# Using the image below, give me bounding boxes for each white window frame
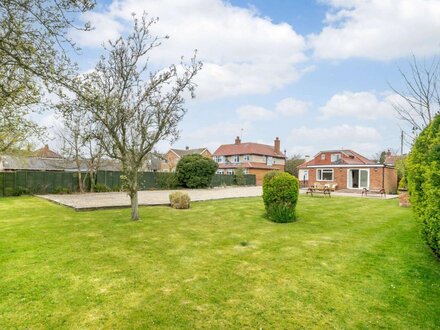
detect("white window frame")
[266,156,273,166]
[243,155,251,161]
[243,169,249,174]
[214,156,224,163]
[317,168,333,181]
[217,170,224,175]
[331,153,341,162]
[321,154,326,160]
[347,169,370,189]
[233,155,240,163]
[226,169,234,175]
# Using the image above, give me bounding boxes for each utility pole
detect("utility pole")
[400,130,404,155]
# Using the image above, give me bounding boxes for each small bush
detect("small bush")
[234,168,246,186]
[263,171,299,223]
[94,184,111,192]
[54,186,71,194]
[156,173,179,189]
[13,187,30,196]
[176,154,218,188]
[398,176,407,190]
[169,191,191,209]
[406,114,440,257]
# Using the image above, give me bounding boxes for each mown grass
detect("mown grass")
[0,196,439,329]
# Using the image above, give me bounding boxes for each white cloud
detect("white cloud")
[71,0,307,100]
[290,124,381,142]
[180,120,252,152]
[319,91,395,120]
[276,97,310,116]
[288,124,382,157]
[309,0,440,60]
[236,105,275,121]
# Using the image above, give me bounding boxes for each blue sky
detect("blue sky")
[42,0,440,158]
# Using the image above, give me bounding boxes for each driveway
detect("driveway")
[38,186,264,211]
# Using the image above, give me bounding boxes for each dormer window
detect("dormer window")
[233,155,240,163]
[243,155,250,161]
[331,153,341,162]
[266,156,273,166]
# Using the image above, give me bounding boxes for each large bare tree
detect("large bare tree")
[390,56,440,142]
[71,14,202,220]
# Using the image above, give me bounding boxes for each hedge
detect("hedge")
[406,115,440,257]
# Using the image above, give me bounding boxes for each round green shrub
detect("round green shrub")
[169,191,191,209]
[175,154,218,188]
[406,115,440,257]
[262,171,299,223]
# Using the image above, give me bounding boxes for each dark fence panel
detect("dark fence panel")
[0,170,256,196]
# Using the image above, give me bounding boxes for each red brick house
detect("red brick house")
[213,137,286,185]
[160,147,212,172]
[298,150,397,193]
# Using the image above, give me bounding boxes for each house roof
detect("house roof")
[0,155,72,171]
[170,148,209,158]
[218,162,282,170]
[32,145,63,159]
[213,142,285,158]
[298,149,376,169]
[384,154,406,166]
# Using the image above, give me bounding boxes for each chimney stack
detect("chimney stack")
[235,136,241,144]
[274,137,281,153]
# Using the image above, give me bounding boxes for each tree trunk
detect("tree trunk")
[130,190,139,220]
[78,170,84,193]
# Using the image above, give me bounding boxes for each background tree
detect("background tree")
[285,154,304,178]
[0,0,94,153]
[69,14,201,220]
[176,154,217,189]
[390,56,440,143]
[234,168,246,186]
[57,101,103,193]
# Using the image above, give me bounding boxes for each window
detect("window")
[317,169,333,181]
[243,169,249,174]
[266,156,273,166]
[331,153,341,162]
[243,155,251,161]
[226,170,234,175]
[321,154,326,160]
[217,170,224,175]
[214,156,224,163]
[233,155,240,163]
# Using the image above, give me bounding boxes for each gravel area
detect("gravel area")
[38,186,397,211]
[38,186,264,211]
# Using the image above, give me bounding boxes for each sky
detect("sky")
[40,0,440,158]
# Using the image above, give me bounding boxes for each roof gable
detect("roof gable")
[170,148,208,158]
[298,149,376,168]
[213,142,285,158]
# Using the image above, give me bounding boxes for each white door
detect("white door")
[348,169,369,189]
[359,169,369,189]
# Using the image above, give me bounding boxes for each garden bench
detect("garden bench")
[306,186,331,197]
[362,188,386,197]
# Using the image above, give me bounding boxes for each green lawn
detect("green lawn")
[0,196,439,329]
